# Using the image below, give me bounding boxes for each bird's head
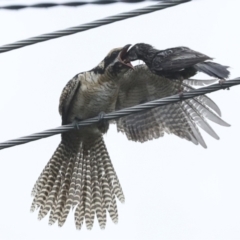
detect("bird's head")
[125,43,153,62]
[92,44,133,75]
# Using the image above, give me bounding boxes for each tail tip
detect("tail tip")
[100,225,106,230]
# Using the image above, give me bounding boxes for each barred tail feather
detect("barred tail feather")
[31,133,124,230]
[74,153,86,230]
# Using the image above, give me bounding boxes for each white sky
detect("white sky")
[0,0,240,239]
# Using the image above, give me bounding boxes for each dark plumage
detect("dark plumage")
[125,43,230,79]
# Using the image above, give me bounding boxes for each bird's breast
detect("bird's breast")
[70,75,119,121]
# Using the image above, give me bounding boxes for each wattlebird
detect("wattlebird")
[31,43,230,230]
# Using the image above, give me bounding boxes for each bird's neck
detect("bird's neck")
[95,70,121,88]
[139,49,155,67]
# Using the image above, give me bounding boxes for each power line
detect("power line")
[0,0,190,54]
[1,0,170,10]
[0,78,239,151]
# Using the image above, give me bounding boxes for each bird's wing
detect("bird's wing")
[116,64,230,148]
[151,47,211,72]
[59,74,81,124]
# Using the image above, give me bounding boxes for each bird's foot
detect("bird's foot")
[219,79,229,90]
[178,87,184,100]
[98,111,105,121]
[73,117,81,130]
[97,112,109,133]
[179,91,184,99]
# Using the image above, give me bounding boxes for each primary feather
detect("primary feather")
[116,64,230,147]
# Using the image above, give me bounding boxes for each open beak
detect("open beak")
[118,44,134,69]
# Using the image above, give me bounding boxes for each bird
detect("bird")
[124,43,230,80]
[30,44,133,230]
[30,43,230,230]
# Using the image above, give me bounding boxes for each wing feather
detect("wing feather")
[182,82,222,116]
[146,46,211,72]
[116,64,229,147]
[184,100,219,140]
[183,78,218,86]
[59,74,81,124]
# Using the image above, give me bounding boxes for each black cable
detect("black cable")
[0,0,191,54]
[0,78,239,151]
[1,0,163,10]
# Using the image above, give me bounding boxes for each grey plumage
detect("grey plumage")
[31,45,131,230]
[116,64,230,148]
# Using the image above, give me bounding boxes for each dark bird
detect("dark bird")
[125,43,230,80]
[31,43,230,230]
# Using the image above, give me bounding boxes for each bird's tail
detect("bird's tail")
[194,61,230,79]
[31,132,124,230]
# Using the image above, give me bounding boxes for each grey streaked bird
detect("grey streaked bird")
[31,44,133,230]
[31,43,230,230]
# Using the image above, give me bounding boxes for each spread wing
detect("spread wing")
[116,64,230,148]
[59,74,81,124]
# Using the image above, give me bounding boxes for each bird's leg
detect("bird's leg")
[176,78,184,99]
[219,79,229,90]
[178,86,184,99]
[219,79,226,85]
[179,92,184,99]
[97,111,109,133]
[73,117,81,130]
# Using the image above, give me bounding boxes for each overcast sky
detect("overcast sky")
[0,0,240,239]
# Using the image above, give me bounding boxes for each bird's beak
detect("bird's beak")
[118,44,134,69]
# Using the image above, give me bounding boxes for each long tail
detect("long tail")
[30,132,124,230]
[194,61,230,79]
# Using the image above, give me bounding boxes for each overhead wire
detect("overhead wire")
[0,78,239,150]
[0,0,190,54]
[1,0,175,10]
[0,0,237,152]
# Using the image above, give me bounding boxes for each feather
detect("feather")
[180,104,207,148]
[182,83,222,116]
[184,100,219,140]
[194,62,230,79]
[183,78,218,86]
[193,99,230,126]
